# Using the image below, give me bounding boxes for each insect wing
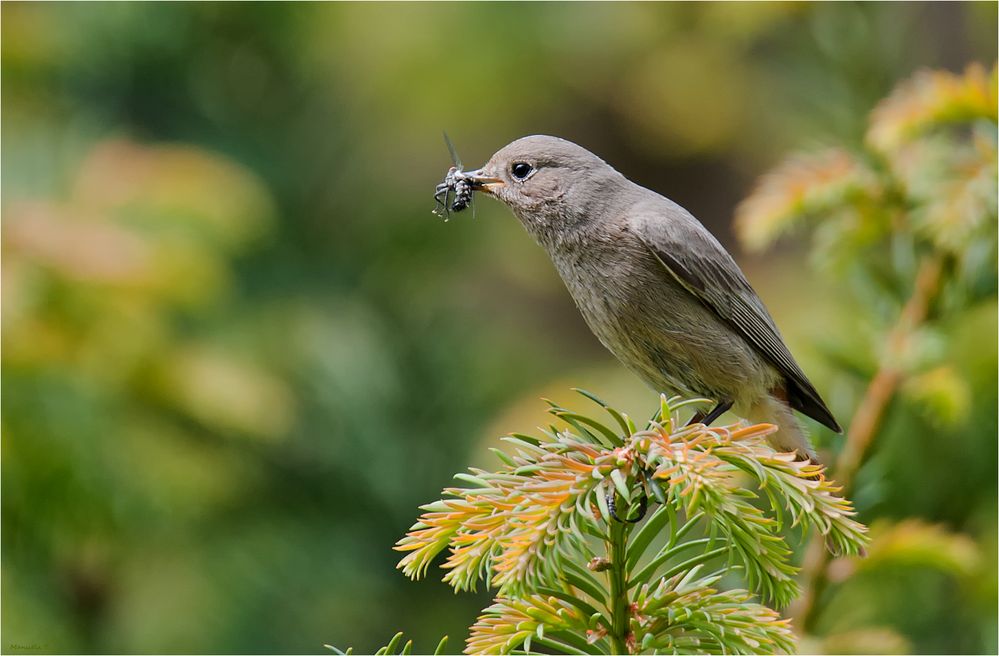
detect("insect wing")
[443,131,463,171]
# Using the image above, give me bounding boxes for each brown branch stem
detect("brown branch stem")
[791,254,945,632]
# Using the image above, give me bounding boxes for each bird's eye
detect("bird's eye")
[511,162,533,180]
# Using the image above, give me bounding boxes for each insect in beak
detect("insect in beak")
[433,133,502,221]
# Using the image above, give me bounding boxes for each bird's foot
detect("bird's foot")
[605,489,648,523]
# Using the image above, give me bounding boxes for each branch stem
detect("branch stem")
[792,254,944,630]
[607,519,632,654]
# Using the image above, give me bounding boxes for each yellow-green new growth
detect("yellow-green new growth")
[395,391,868,655]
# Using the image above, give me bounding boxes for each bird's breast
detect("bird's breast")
[552,237,686,364]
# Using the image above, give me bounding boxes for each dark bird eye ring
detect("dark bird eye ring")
[511,162,533,180]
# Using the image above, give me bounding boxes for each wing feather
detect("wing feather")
[632,205,841,433]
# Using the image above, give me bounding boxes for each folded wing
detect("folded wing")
[631,204,842,433]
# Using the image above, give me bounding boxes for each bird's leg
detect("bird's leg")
[686,409,707,425]
[701,399,733,425]
[685,399,734,427]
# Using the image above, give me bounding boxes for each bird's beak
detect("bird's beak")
[462,169,503,193]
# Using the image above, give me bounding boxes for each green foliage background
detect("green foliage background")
[2,3,996,654]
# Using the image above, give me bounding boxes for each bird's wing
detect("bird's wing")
[631,203,842,433]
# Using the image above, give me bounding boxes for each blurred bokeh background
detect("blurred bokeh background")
[2,3,996,654]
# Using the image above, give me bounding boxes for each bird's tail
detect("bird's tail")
[747,394,819,465]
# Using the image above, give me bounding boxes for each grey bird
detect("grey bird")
[455,135,841,461]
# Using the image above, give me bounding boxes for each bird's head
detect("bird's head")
[461,135,629,243]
